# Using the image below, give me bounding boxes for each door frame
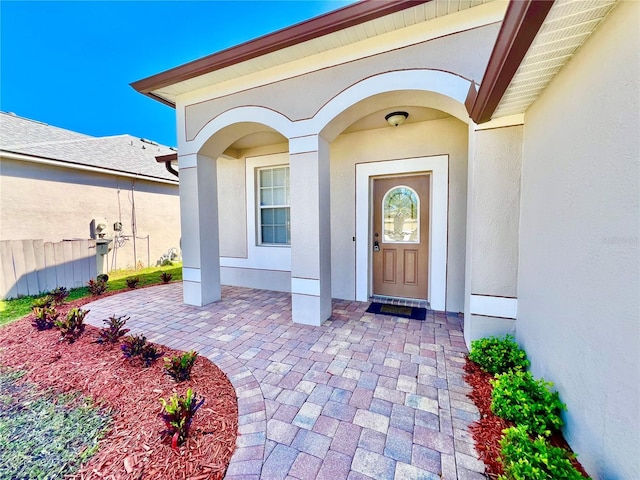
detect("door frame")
[355,155,448,310]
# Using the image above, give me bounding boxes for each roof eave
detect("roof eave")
[468,0,554,124]
[130,0,430,100]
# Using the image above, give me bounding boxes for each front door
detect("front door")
[372,174,429,299]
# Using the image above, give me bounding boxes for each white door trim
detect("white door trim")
[355,156,448,310]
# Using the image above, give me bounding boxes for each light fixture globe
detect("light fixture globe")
[385,111,409,127]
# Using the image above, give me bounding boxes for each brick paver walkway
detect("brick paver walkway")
[84,283,486,480]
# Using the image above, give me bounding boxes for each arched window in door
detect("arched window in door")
[382,186,420,243]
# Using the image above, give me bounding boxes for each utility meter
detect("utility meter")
[113,222,123,231]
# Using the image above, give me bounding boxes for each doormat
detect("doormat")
[366,302,427,321]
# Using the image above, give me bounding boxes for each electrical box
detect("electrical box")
[96,239,112,255]
[113,222,123,231]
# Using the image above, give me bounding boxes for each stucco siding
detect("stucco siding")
[470,126,522,297]
[0,158,181,271]
[185,24,500,141]
[330,116,468,308]
[217,155,247,258]
[517,2,640,478]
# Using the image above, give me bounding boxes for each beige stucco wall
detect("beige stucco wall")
[469,126,522,296]
[184,23,500,140]
[0,158,181,272]
[330,117,468,309]
[217,155,247,258]
[216,116,468,309]
[517,2,639,478]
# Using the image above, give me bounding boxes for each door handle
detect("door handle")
[373,240,380,252]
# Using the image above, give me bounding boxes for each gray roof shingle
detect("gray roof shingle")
[0,112,178,182]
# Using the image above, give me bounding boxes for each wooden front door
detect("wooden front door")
[372,175,429,299]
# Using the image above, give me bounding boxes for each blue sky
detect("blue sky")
[1,1,353,147]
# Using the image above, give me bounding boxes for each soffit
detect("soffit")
[492,0,617,118]
[148,0,494,105]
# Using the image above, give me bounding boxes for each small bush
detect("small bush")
[140,344,163,367]
[96,315,130,345]
[50,287,69,305]
[87,279,108,296]
[31,306,59,331]
[121,334,147,360]
[55,308,88,343]
[160,259,173,267]
[97,274,109,282]
[164,351,198,382]
[159,388,204,449]
[126,277,140,289]
[469,334,529,375]
[32,295,54,309]
[498,425,587,480]
[160,272,172,283]
[491,370,565,437]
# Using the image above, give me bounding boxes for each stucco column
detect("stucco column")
[289,134,332,326]
[179,153,221,306]
[464,122,523,346]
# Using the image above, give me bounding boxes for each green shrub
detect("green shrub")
[121,334,147,360]
[469,334,529,374]
[164,351,198,382]
[55,308,88,343]
[159,388,204,449]
[87,278,108,296]
[50,287,69,305]
[160,272,173,283]
[96,315,130,345]
[126,277,140,289]
[498,426,587,480]
[491,370,565,436]
[31,306,59,331]
[140,344,163,367]
[32,295,54,309]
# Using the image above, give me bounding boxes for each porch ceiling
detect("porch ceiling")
[133,0,496,106]
[477,0,618,122]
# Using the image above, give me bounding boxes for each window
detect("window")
[258,166,290,245]
[382,186,419,243]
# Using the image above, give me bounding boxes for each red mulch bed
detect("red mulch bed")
[0,294,238,480]
[464,359,590,479]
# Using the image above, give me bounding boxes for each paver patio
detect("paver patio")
[84,283,486,480]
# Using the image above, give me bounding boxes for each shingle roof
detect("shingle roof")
[0,112,178,182]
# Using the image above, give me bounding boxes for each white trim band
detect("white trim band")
[470,295,518,319]
[291,277,321,296]
[182,267,202,283]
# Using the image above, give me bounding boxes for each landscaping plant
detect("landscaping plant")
[87,278,108,296]
[96,315,130,345]
[31,295,54,309]
[121,334,148,361]
[491,370,565,437]
[164,351,198,382]
[469,334,529,374]
[160,272,172,283]
[50,286,69,305]
[140,344,163,367]
[126,277,140,289]
[55,308,88,343]
[31,306,59,331]
[498,425,587,480]
[159,388,204,450]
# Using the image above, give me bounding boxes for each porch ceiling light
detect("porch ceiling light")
[385,111,409,127]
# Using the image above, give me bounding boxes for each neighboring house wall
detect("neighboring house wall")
[0,157,181,272]
[517,2,640,478]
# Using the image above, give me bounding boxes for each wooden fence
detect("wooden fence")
[0,239,97,299]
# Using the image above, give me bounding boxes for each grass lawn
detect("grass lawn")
[0,263,182,327]
[0,368,111,480]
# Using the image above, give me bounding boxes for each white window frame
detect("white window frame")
[257,165,291,246]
